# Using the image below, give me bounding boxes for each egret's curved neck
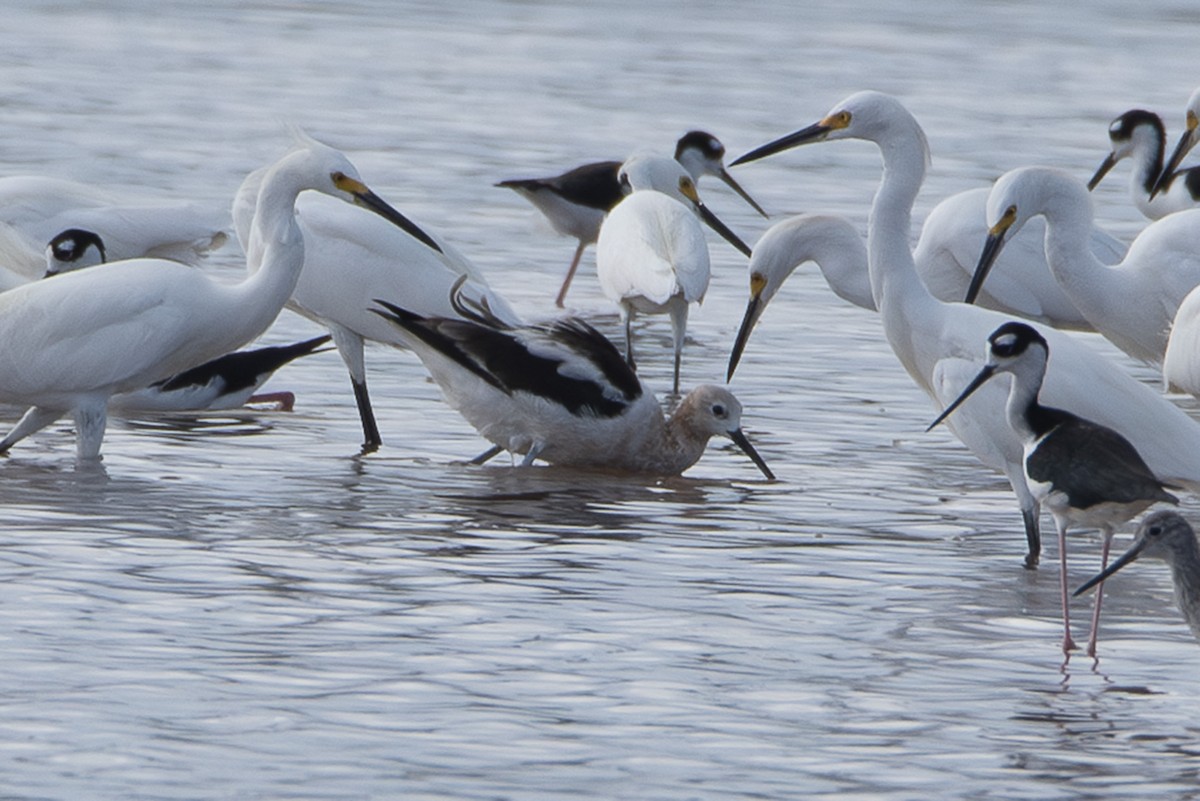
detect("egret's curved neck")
[1034,173,1146,337]
[234,152,312,335]
[862,114,940,386]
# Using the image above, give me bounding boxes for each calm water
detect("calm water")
[3,2,1200,799]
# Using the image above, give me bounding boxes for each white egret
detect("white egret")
[0,174,227,278]
[232,160,519,454]
[43,226,334,413]
[913,186,1121,328]
[930,321,1178,656]
[497,131,767,308]
[0,135,423,461]
[1075,510,1200,643]
[1088,109,1200,219]
[597,153,751,395]
[732,90,1200,569]
[369,291,773,478]
[970,166,1200,365]
[727,213,875,381]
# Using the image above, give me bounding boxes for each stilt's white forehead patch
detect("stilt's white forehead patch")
[992,332,1018,352]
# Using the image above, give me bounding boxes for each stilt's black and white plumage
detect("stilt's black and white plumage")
[369,288,774,479]
[1151,86,1200,200]
[928,321,1179,656]
[497,131,766,309]
[1075,510,1200,643]
[1088,109,1200,220]
[110,334,333,413]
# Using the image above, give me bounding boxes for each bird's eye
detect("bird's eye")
[618,172,632,192]
[1147,525,1163,538]
[712,403,727,418]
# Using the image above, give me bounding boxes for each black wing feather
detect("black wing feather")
[1026,413,1179,509]
[153,334,332,393]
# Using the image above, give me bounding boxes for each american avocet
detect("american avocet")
[369,288,774,479]
[929,321,1178,656]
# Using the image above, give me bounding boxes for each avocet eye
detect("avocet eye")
[712,403,727,418]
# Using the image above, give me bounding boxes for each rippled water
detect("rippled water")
[3,2,1200,799]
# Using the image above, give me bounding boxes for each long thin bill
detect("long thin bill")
[964,231,1007,305]
[729,427,775,480]
[926,364,996,432]
[1087,153,1118,191]
[727,293,763,382]
[1073,538,1147,597]
[716,166,769,218]
[731,122,830,167]
[355,187,444,254]
[1150,128,1196,199]
[697,202,753,257]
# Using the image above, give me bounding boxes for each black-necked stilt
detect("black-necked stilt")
[929,321,1179,655]
[966,165,1200,366]
[597,153,751,396]
[369,284,774,479]
[232,141,520,455]
[110,334,334,413]
[0,134,421,463]
[1089,109,1200,220]
[497,131,766,309]
[1074,510,1200,643]
[1151,86,1200,200]
[731,90,1200,576]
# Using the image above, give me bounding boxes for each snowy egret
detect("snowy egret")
[969,166,1200,365]
[929,321,1178,655]
[43,226,334,413]
[597,154,750,395]
[233,159,519,454]
[0,174,227,279]
[1088,109,1200,219]
[732,90,1200,569]
[0,134,423,462]
[726,213,874,381]
[369,292,774,478]
[1074,510,1200,643]
[497,131,767,308]
[1151,86,1200,199]
[912,186,1119,329]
